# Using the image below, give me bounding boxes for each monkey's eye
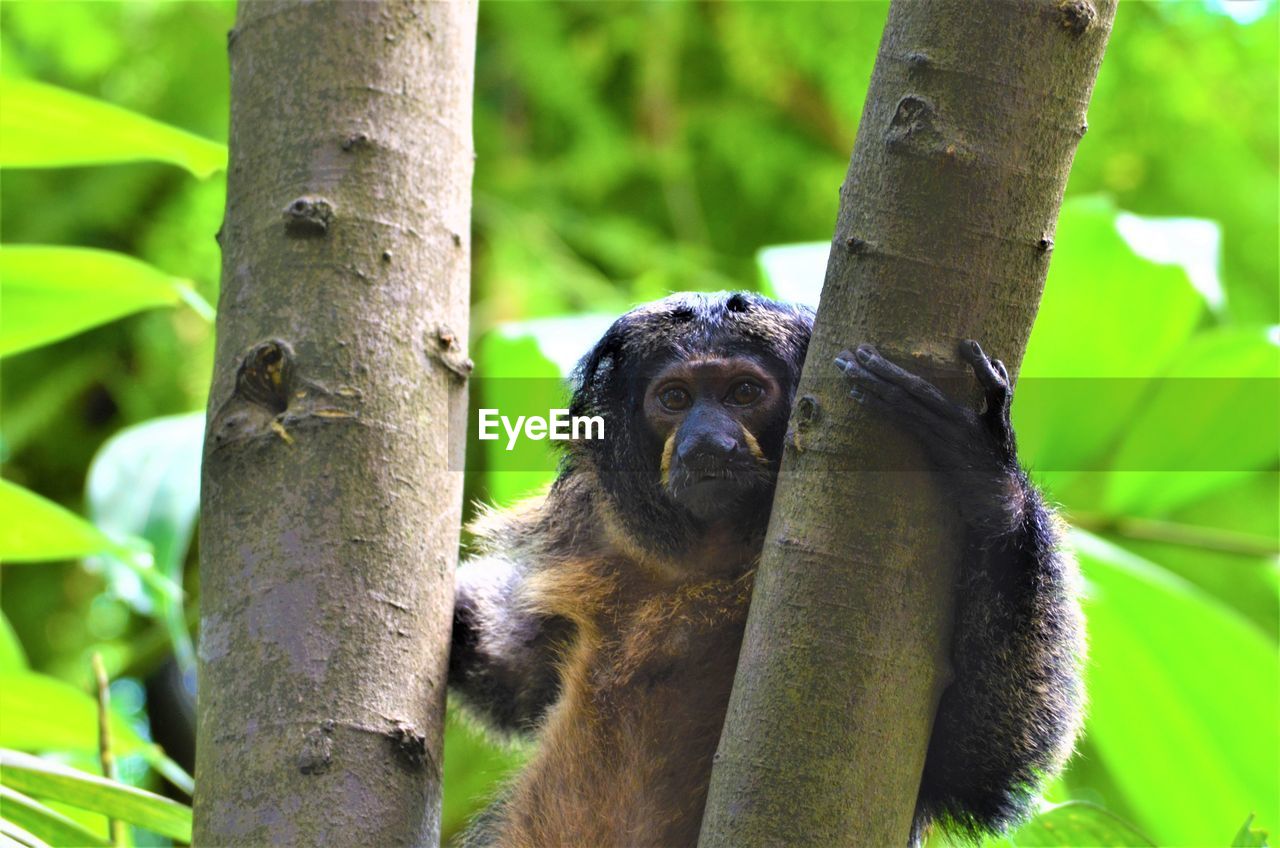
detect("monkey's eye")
[659,386,691,411]
[726,381,763,406]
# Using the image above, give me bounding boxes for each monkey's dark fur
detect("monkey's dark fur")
[449,291,1084,847]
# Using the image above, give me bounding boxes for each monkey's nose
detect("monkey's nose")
[677,432,739,467]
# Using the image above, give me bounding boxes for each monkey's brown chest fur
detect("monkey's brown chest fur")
[498,566,753,848]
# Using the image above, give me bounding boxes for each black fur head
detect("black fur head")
[562,291,813,562]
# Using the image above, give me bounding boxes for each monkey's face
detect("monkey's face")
[568,291,812,554]
[642,354,788,523]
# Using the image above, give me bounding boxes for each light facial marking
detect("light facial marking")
[660,431,677,486]
[740,423,766,463]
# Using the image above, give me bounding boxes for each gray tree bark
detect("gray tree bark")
[699,1,1115,845]
[195,2,476,845]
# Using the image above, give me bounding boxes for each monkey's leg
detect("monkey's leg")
[835,343,1085,838]
[450,556,573,737]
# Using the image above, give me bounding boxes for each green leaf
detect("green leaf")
[0,479,115,563]
[0,673,192,796]
[1025,201,1204,378]
[86,413,204,583]
[0,785,108,848]
[1099,326,1280,517]
[0,814,52,848]
[0,77,226,176]
[0,612,27,672]
[1007,801,1157,846]
[0,672,145,755]
[0,751,192,843]
[1233,813,1271,847]
[0,245,212,357]
[0,478,180,594]
[86,413,203,667]
[1074,530,1279,846]
[0,479,183,602]
[1014,197,1207,485]
[139,749,194,798]
[1114,212,1225,313]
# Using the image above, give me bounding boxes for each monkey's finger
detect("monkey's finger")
[841,358,904,401]
[842,356,944,419]
[961,341,1012,415]
[988,360,1015,416]
[853,344,965,422]
[843,365,920,421]
[836,352,899,400]
[840,358,968,444]
[961,341,1005,390]
[959,339,988,368]
[845,367,973,465]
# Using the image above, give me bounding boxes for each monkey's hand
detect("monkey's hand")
[834,340,1024,537]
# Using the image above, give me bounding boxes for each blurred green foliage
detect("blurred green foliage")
[0,1,1276,846]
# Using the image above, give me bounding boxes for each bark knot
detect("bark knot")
[298,721,335,775]
[795,394,821,428]
[431,325,473,381]
[233,339,293,414]
[210,339,362,449]
[787,394,821,454]
[283,196,335,238]
[1057,0,1097,36]
[886,95,942,153]
[341,132,372,152]
[905,51,931,70]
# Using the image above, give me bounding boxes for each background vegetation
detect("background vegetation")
[0,2,1275,846]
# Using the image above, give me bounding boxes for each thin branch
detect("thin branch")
[92,653,125,848]
[1070,511,1279,559]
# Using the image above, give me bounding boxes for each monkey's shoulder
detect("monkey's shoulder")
[467,473,605,560]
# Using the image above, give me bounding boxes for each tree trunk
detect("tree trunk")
[195,2,476,845]
[700,1,1115,845]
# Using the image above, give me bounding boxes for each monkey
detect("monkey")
[448,290,1084,847]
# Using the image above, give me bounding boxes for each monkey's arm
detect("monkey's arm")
[914,477,1082,836]
[836,342,1085,838]
[449,555,573,737]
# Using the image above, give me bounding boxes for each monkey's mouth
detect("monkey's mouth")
[670,465,742,489]
[666,461,774,521]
